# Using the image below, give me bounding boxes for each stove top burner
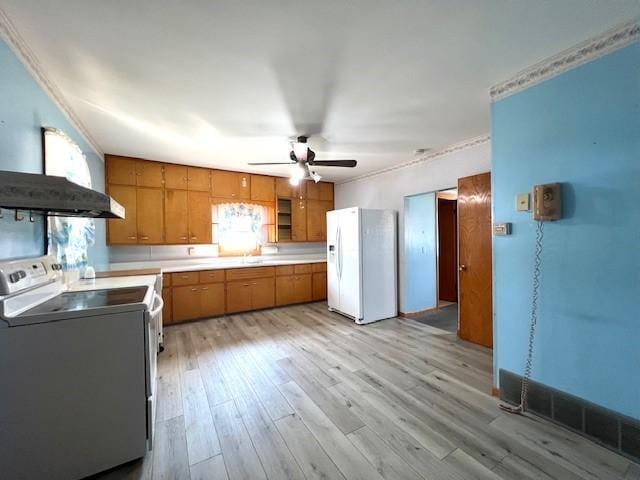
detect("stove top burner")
[19,287,148,316]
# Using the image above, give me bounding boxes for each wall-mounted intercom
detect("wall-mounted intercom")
[533,183,561,221]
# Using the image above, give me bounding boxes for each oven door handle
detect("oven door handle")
[149,291,164,318]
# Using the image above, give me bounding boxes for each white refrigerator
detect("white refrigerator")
[327,207,397,324]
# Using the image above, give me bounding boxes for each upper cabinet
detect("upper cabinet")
[135,161,163,187]
[306,182,334,201]
[187,167,210,191]
[250,175,275,202]
[105,155,333,245]
[106,156,136,185]
[211,170,250,200]
[164,164,188,190]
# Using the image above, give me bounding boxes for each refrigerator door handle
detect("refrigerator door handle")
[338,224,343,280]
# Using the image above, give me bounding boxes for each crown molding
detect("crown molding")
[490,18,640,102]
[338,134,490,185]
[0,7,103,158]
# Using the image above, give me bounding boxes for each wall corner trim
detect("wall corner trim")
[338,134,490,186]
[0,7,103,159]
[490,18,640,102]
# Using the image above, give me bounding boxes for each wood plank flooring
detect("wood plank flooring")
[93,302,637,480]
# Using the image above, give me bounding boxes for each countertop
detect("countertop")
[69,275,159,292]
[99,254,327,275]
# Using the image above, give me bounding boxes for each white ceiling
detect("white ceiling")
[2,1,639,180]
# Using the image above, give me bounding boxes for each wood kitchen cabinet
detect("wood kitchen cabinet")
[251,277,275,310]
[136,187,164,243]
[135,161,164,187]
[162,287,173,324]
[291,199,307,242]
[226,281,253,313]
[306,181,333,201]
[251,175,275,202]
[172,285,201,322]
[106,156,137,185]
[164,189,189,244]
[306,199,332,242]
[211,170,250,200]
[164,163,188,190]
[276,266,312,305]
[187,167,210,191]
[188,191,212,244]
[107,184,138,244]
[312,272,327,300]
[200,283,225,317]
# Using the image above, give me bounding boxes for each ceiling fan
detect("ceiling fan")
[248,136,357,185]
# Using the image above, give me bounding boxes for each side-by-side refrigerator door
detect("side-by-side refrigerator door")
[327,209,340,311]
[338,207,362,320]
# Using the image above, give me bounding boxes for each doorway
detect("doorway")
[437,190,458,305]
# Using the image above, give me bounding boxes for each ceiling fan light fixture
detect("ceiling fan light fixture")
[289,176,301,186]
[311,171,322,183]
[292,140,308,162]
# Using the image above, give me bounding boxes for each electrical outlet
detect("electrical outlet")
[516,193,530,211]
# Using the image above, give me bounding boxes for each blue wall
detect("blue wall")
[492,43,640,419]
[0,39,107,265]
[403,192,437,312]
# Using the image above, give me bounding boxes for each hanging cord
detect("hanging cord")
[500,220,545,414]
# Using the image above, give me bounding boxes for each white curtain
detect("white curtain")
[44,128,95,269]
[214,202,267,253]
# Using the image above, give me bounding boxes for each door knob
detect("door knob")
[459,264,467,272]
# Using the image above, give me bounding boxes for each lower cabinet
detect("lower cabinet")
[312,272,327,301]
[164,262,326,324]
[227,277,275,313]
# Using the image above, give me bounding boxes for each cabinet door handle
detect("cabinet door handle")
[243,283,250,287]
[181,275,189,279]
[127,236,137,240]
[140,236,149,240]
[202,287,208,291]
[190,288,197,291]
[252,282,257,286]
[180,236,188,240]
[191,236,197,240]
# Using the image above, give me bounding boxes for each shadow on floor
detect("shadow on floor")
[412,303,458,332]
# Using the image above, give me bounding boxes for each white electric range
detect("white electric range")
[0,255,163,480]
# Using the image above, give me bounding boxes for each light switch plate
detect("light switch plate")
[493,223,512,236]
[516,193,530,211]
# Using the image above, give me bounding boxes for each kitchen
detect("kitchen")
[1,2,639,480]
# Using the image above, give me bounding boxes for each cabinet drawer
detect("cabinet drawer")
[312,262,327,272]
[294,264,312,274]
[199,270,225,283]
[275,265,294,276]
[226,266,275,281]
[171,271,199,286]
[162,273,171,286]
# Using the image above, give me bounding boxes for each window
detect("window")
[43,127,95,270]
[213,202,273,255]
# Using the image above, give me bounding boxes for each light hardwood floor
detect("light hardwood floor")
[93,302,637,480]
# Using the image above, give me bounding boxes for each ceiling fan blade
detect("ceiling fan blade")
[247,162,296,165]
[309,160,357,168]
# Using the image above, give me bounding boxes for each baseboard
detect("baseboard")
[499,369,640,463]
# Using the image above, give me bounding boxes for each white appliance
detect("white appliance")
[0,255,162,480]
[327,207,397,324]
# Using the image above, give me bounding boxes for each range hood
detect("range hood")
[0,170,125,219]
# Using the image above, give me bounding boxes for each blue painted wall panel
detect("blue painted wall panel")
[403,192,437,312]
[492,42,640,419]
[0,39,107,265]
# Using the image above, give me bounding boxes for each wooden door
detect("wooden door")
[200,283,225,317]
[291,199,307,242]
[164,189,189,244]
[458,172,493,348]
[438,198,458,302]
[164,164,188,190]
[251,277,275,310]
[293,274,312,303]
[211,170,239,199]
[276,275,295,306]
[172,285,201,322]
[136,187,164,244]
[226,281,253,313]
[251,175,275,202]
[312,272,327,301]
[187,167,210,191]
[188,191,212,244]
[107,184,137,244]
[106,156,136,185]
[162,287,173,324]
[135,160,163,187]
[306,200,331,241]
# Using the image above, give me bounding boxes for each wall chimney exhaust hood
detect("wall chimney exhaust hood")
[0,170,124,219]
